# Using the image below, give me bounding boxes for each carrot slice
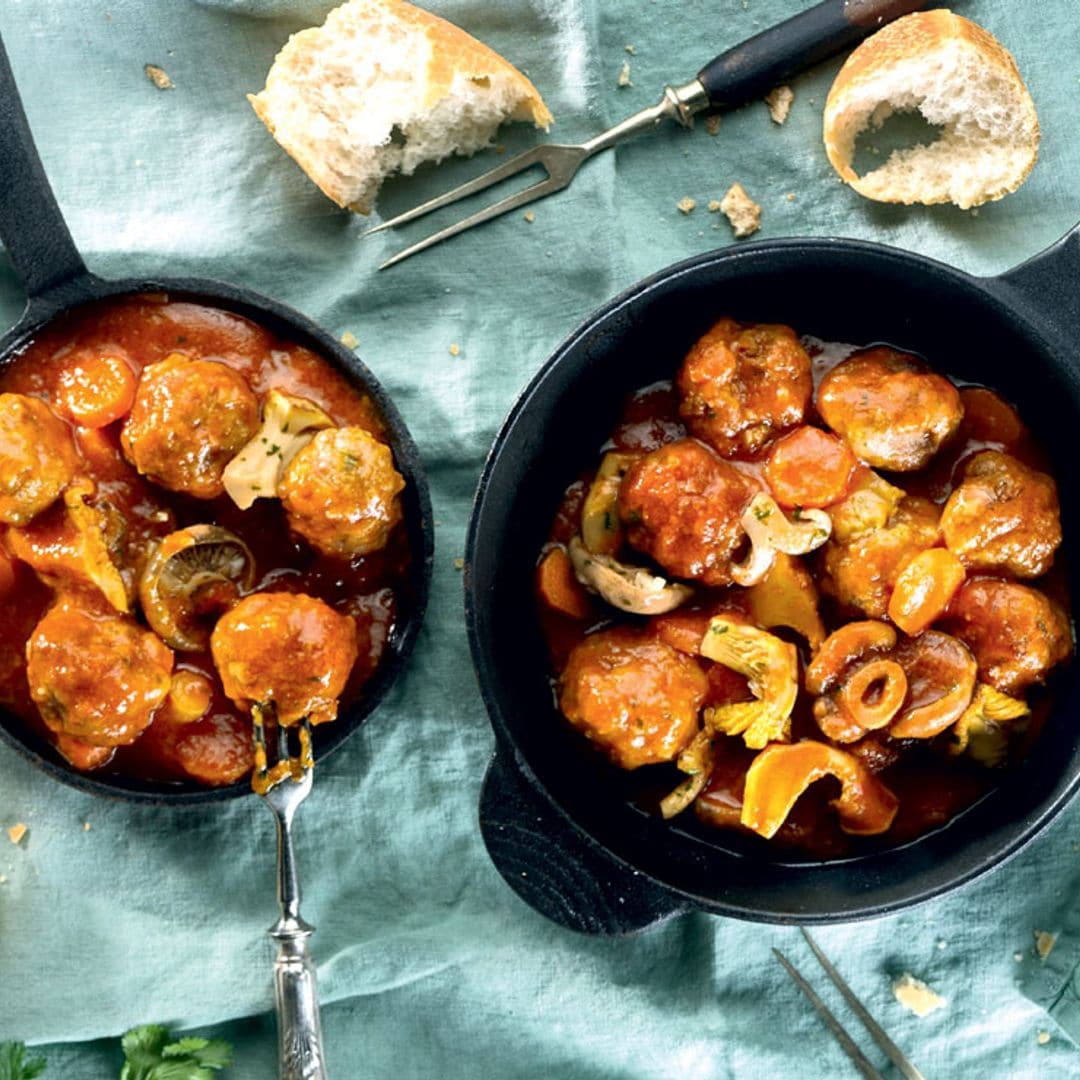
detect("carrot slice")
[763,426,858,509]
[55,351,137,428]
[888,548,966,636]
[959,387,1025,447]
[536,546,592,619]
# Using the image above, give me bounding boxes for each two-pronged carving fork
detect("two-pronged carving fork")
[368,0,929,269]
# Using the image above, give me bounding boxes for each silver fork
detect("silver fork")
[773,929,926,1080]
[366,0,930,269]
[253,705,328,1080]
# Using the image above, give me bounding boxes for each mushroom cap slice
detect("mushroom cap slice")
[568,535,692,615]
[139,525,256,651]
[222,389,335,510]
[731,493,831,587]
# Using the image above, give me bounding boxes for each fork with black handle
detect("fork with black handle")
[370,0,931,267]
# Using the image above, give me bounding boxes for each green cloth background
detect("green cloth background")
[1,1,1079,1076]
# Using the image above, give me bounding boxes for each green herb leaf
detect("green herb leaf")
[120,1025,233,1079]
[0,1041,47,1080]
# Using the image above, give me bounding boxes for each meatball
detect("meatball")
[941,451,1061,579]
[819,497,941,618]
[210,592,358,725]
[279,426,405,557]
[944,579,1072,695]
[619,438,756,587]
[817,347,963,471]
[0,393,78,525]
[121,353,260,499]
[558,627,707,769]
[676,318,812,458]
[26,599,173,746]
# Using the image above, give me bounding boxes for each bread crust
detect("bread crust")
[823,9,1039,207]
[249,0,552,213]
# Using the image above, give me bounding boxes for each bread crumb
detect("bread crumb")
[719,183,761,238]
[83,821,92,832]
[786,192,796,202]
[7,823,27,845]
[449,343,461,357]
[1013,951,1024,962]
[1035,930,1057,959]
[523,211,535,223]
[1037,1031,1051,1046]
[618,61,632,88]
[0,874,6,884]
[496,144,506,155]
[704,115,722,137]
[765,84,794,124]
[936,940,947,950]
[144,64,174,90]
[453,557,465,571]
[707,199,722,212]
[625,44,637,55]
[340,330,359,349]
[676,197,697,215]
[892,973,946,1017]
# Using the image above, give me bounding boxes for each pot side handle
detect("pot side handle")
[0,31,90,302]
[478,749,687,936]
[996,223,1080,345]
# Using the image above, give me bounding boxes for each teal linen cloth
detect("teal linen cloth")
[1,1,1079,1076]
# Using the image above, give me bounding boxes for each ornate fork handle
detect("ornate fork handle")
[273,927,327,1080]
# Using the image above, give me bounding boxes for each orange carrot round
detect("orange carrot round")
[888,548,966,636]
[55,351,137,428]
[536,546,592,619]
[763,425,858,509]
[959,387,1025,447]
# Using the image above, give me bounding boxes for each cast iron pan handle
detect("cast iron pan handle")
[0,31,90,302]
[479,748,686,935]
[697,0,930,109]
[995,224,1080,350]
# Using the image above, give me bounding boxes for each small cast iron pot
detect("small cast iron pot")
[466,221,1080,932]
[0,37,433,804]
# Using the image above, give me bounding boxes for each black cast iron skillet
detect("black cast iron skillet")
[466,222,1080,932]
[0,35,433,804]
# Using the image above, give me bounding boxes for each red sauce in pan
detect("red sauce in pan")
[0,294,411,787]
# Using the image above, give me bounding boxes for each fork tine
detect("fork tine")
[773,948,886,1080]
[800,930,926,1080]
[364,145,551,237]
[378,176,564,270]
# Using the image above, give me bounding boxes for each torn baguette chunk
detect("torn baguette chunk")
[248,0,553,213]
[823,10,1039,209]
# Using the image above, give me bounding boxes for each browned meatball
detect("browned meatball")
[944,579,1072,695]
[619,438,756,586]
[121,353,260,499]
[0,393,78,525]
[279,426,405,557]
[559,627,707,769]
[677,318,812,458]
[941,451,1061,579]
[211,591,358,725]
[817,347,963,471]
[26,598,173,746]
[819,497,941,618]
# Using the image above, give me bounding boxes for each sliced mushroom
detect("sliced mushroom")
[700,616,798,748]
[731,493,831,587]
[139,525,256,651]
[740,741,899,839]
[659,729,716,820]
[949,683,1030,766]
[581,451,639,555]
[568,535,692,615]
[745,552,826,651]
[222,389,335,510]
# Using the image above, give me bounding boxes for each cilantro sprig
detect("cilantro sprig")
[0,1042,46,1080]
[120,1025,232,1080]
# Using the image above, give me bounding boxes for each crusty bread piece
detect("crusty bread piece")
[248,0,552,214]
[823,10,1038,209]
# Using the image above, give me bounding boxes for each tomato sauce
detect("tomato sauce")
[536,331,1071,859]
[0,295,411,787]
